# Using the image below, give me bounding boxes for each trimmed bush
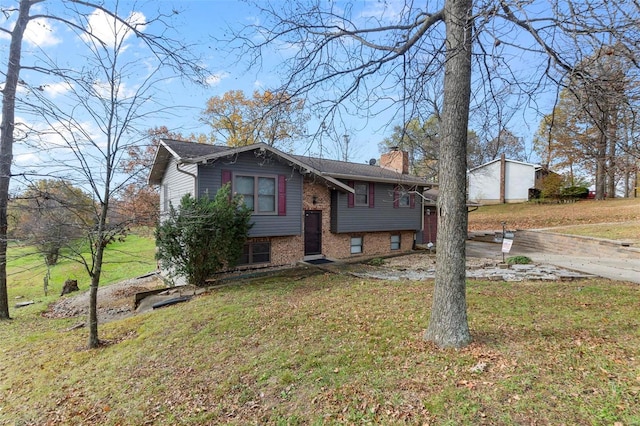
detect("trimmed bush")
[560,186,589,199]
[506,255,532,265]
[155,184,253,286]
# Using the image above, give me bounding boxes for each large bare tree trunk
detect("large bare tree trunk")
[0,0,32,320]
[607,105,617,198]
[595,114,607,200]
[424,0,472,348]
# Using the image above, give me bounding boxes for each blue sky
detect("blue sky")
[2,0,555,180]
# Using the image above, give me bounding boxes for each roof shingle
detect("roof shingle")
[150,139,434,188]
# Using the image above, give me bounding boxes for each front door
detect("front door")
[423,206,438,245]
[304,210,322,255]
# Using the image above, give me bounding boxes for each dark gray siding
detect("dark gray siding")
[197,151,303,237]
[330,181,422,233]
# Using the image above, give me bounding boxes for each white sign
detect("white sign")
[501,238,513,253]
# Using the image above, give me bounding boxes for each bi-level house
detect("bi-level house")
[148,139,435,270]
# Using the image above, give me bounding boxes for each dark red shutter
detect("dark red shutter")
[222,170,232,200]
[410,192,416,209]
[278,175,286,216]
[222,170,231,185]
[347,180,354,208]
[369,183,375,208]
[393,185,399,208]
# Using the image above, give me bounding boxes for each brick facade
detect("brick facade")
[302,180,415,260]
[235,179,418,271]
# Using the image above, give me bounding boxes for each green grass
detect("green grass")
[1,268,639,425]
[6,229,156,318]
[1,214,640,424]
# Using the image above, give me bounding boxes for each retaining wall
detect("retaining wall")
[505,229,640,259]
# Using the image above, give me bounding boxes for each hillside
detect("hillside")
[1,204,639,424]
[2,270,639,424]
[467,198,640,232]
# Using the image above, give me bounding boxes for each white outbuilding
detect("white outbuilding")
[467,155,539,204]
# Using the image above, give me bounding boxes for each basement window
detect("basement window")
[350,236,363,254]
[239,241,271,265]
[390,234,401,250]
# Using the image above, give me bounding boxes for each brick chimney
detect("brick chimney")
[380,147,409,174]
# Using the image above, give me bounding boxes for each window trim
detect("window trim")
[233,173,278,215]
[238,240,272,265]
[350,236,363,254]
[348,181,374,208]
[398,191,410,208]
[353,182,369,206]
[390,234,401,250]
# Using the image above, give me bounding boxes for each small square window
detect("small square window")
[391,234,401,250]
[399,192,410,207]
[251,242,271,263]
[350,236,363,254]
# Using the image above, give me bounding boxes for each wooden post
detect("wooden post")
[500,153,506,204]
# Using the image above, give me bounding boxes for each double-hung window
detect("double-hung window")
[235,175,276,214]
[354,183,369,206]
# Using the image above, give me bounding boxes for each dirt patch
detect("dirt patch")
[44,274,166,324]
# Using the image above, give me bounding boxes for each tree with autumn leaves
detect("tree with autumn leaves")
[202,90,309,149]
[127,89,309,224]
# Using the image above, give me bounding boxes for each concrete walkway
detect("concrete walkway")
[466,240,640,284]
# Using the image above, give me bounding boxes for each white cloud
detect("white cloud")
[24,18,61,47]
[91,79,136,99]
[206,72,229,87]
[358,0,407,22]
[83,9,147,47]
[13,152,41,167]
[42,81,74,98]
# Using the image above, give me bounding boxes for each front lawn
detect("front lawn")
[1,268,638,425]
[6,230,156,319]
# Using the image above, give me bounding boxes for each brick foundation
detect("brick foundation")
[303,180,415,260]
[234,179,418,270]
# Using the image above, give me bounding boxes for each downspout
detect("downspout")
[176,162,198,197]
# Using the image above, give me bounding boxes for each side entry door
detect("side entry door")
[304,210,322,255]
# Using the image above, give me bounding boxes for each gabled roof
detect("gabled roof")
[149,139,435,191]
[148,139,232,185]
[468,157,540,173]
